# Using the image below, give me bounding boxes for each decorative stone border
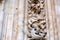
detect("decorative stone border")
[25,0,47,40]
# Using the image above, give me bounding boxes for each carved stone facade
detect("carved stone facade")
[0,0,60,40]
[26,0,47,40]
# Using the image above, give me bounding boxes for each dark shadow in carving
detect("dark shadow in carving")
[0,0,3,3]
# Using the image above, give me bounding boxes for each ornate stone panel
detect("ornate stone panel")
[0,0,60,40]
[25,0,47,40]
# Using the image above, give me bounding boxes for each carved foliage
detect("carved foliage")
[26,0,47,40]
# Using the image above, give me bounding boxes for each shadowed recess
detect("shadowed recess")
[0,0,3,3]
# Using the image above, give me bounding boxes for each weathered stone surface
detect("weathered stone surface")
[0,0,60,40]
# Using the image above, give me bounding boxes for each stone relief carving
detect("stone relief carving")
[26,0,47,40]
